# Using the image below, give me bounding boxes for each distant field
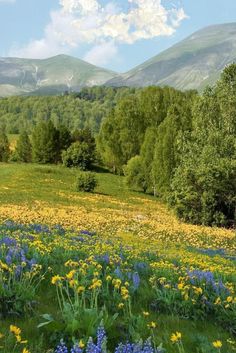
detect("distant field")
[0,163,235,353]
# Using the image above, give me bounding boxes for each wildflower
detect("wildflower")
[51,275,63,285]
[226,296,233,303]
[212,340,222,349]
[147,322,156,329]
[170,332,182,343]
[77,286,85,293]
[143,311,150,317]
[22,348,30,353]
[55,340,68,353]
[66,270,76,280]
[10,325,21,336]
[214,297,221,305]
[118,303,124,309]
[78,340,85,348]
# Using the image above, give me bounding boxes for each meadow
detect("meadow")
[0,163,235,353]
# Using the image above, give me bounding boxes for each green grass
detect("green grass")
[0,162,235,353]
[0,162,154,207]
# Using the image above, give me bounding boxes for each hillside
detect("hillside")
[0,54,117,96]
[107,23,236,91]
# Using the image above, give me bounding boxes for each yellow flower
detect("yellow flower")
[118,303,124,309]
[22,348,31,353]
[226,296,233,303]
[51,275,63,285]
[10,325,21,336]
[66,270,76,280]
[77,286,85,293]
[170,332,182,343]
[0,333,4,339]
[79,340,85,348]
[214,297,221,305]
[147,322,156,329]
[143,311,150,317]
[106,275,112,281]
[194,287,203,295]
[212,340,222,349]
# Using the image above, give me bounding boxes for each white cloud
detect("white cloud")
[84,41,118,67]
[9,0,187,65]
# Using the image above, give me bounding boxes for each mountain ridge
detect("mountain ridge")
[1,22,236,96]
[107,22,236,90]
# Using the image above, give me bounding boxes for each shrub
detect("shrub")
[76,172,98,192]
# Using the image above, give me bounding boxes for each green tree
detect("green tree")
[15,130,32,163]
[0,130,10,162]
[170,64,236,227]
[32,120,59,164]
[139,127,157,193]
[62,142,95,170]
[124,156,146,192]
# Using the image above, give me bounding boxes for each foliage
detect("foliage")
[32,120,60,164]
[0,129,10,162]
[170,64,236,226]
[14,130,32,163]
[62,142,95,170]
[124,156,146,192]
[0,219,235,353]
[75,171,98,192]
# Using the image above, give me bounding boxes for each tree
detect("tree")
[32,120,59,164]
[0,130,10,162]
[139,127,157,193]
[15,130,32,162]
[124,156,146,192]
[62,142,95,170]
[170,64,236,227]
[57,124,72,159]
[152,104,192,196]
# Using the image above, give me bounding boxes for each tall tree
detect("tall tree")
[32,120,59,164]
[15,130,32,163]
[0,130,10,162]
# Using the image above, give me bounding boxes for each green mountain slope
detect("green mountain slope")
[107,23,236,91]
[0,54,117,96]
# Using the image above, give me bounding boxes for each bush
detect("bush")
[76,172,98,192]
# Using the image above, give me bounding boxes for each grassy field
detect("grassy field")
[0,163,235,353]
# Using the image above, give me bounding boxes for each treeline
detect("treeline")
[98,65,236,227]
[0,87,136,134]
[0,123,96,168]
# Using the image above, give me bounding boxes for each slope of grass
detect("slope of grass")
[0,163,235,353]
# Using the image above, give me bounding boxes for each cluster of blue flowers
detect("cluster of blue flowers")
[188,270,229,296]
[55,327,163,353]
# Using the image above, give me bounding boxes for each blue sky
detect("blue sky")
[1,0,236,72]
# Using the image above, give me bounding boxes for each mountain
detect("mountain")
[1,23,236,96]
[0,54,117,96]
[107,23,236,91]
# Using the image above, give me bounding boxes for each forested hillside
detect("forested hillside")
[0,86,136,133]
[0,65,235,228]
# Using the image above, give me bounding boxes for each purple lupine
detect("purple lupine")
[97,325,107,350]
[86,338,99,353]
[55,340,68,353]
[132,272,141,290]
[114,267,123,279]
[71,345,83,353]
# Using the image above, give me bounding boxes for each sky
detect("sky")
[0,0,236,72]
